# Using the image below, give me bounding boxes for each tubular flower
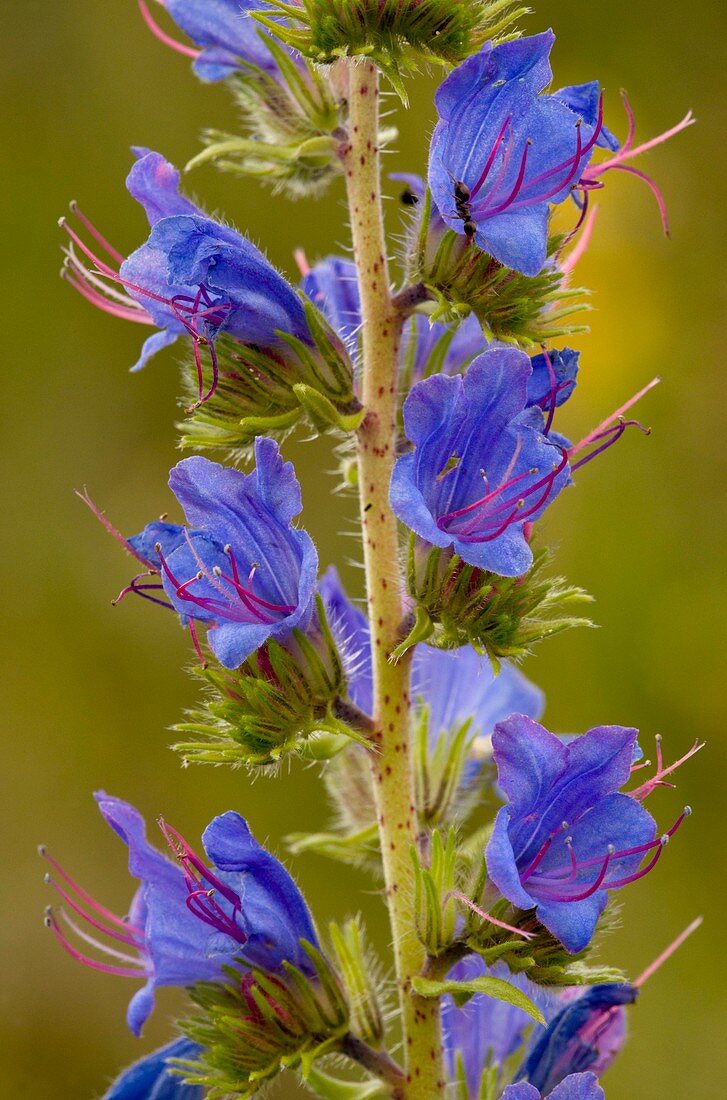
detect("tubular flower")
[485,716,689,952]
[43,794,320,1037]
[428,32,611,276]
[127,442,318,670]
[516,982,636,1094]
[390,346,571,577]
[42,796,318,1034]
[62,149,332,406]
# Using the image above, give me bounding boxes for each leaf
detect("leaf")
[411,975,545,1022]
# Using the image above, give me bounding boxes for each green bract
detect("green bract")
[255,0,528,99]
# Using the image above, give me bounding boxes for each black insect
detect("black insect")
[452,178,477,240]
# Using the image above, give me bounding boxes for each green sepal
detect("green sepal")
[411,974,545,1023]
[390,605,434,661]
[329,918,385,1046]
[254,1,528,103]
[407,197,591,347]
[304,1066,388,1099]
[293,383,366,433]
[411,829,458,954]
[171,597,371,769]
[287,823,380,870]
[406,539,593,664]
[415,706,475,827]
[179,945,350,1097]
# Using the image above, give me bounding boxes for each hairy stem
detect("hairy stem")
[341,60,444,1096]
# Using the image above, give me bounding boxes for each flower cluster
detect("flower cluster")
[49,4,697,1099]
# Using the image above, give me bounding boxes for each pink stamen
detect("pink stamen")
[447,890,535,940]
[158,818,241,910]
[469,116,512,200]
[45,876,143,950]
[568,377,660,459]
[629,737,705,801]
[594,108,695,173]
[114,572,172,611]
[68,201,126,265]
[608,163,671,235]
[45,909,147,978]
[633,916,703,988]
[63,267,153,324]
[55,908,144,965]
[570,417,650,472]
[137,0,201,60]
[39,846,138,934]
[293,248,310,276]
[76,488,152,567]
[560,201,600,276]
[188,620,207,667]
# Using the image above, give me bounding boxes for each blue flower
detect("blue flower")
[517,982,635,1094]
[141,1,282,82]
[485,716,661,952]
[129,440,318,669]
[428,32,607,275]
[43,793,320,1036]
[441,956,556,1096]
[62,149,314,387]
[390,346,571,577]
[104,1036,204,1099]
[120,149,312,374]
[319,568,543,751]
[502,1074,604,1100]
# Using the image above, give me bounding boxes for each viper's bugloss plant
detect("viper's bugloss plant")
[48,2,700,1097]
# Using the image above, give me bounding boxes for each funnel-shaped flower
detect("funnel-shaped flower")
[43,794,320,1037]
[390,346,571,576]
[62,149,315,394]
[428,32,608,275]
[129,441,317,669]
[485,716,669,952]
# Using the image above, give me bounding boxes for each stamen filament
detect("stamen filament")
[137,0,201,60]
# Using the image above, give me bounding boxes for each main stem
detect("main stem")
[342,60,444,1096]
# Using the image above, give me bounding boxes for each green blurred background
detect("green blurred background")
[3,1,725,1096]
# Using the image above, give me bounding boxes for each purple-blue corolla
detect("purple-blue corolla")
[390,346,571,577]
[428,32,613,276]
[43,793,320,1037]
[441,953,633,1097]
[127,441,317,670]
[502,1073,604,1100]
[485,716,674,952]
[62,149,313,402]
[517,982,636,1093]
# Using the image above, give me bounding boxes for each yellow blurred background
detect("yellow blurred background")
[3,1,725,1096]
